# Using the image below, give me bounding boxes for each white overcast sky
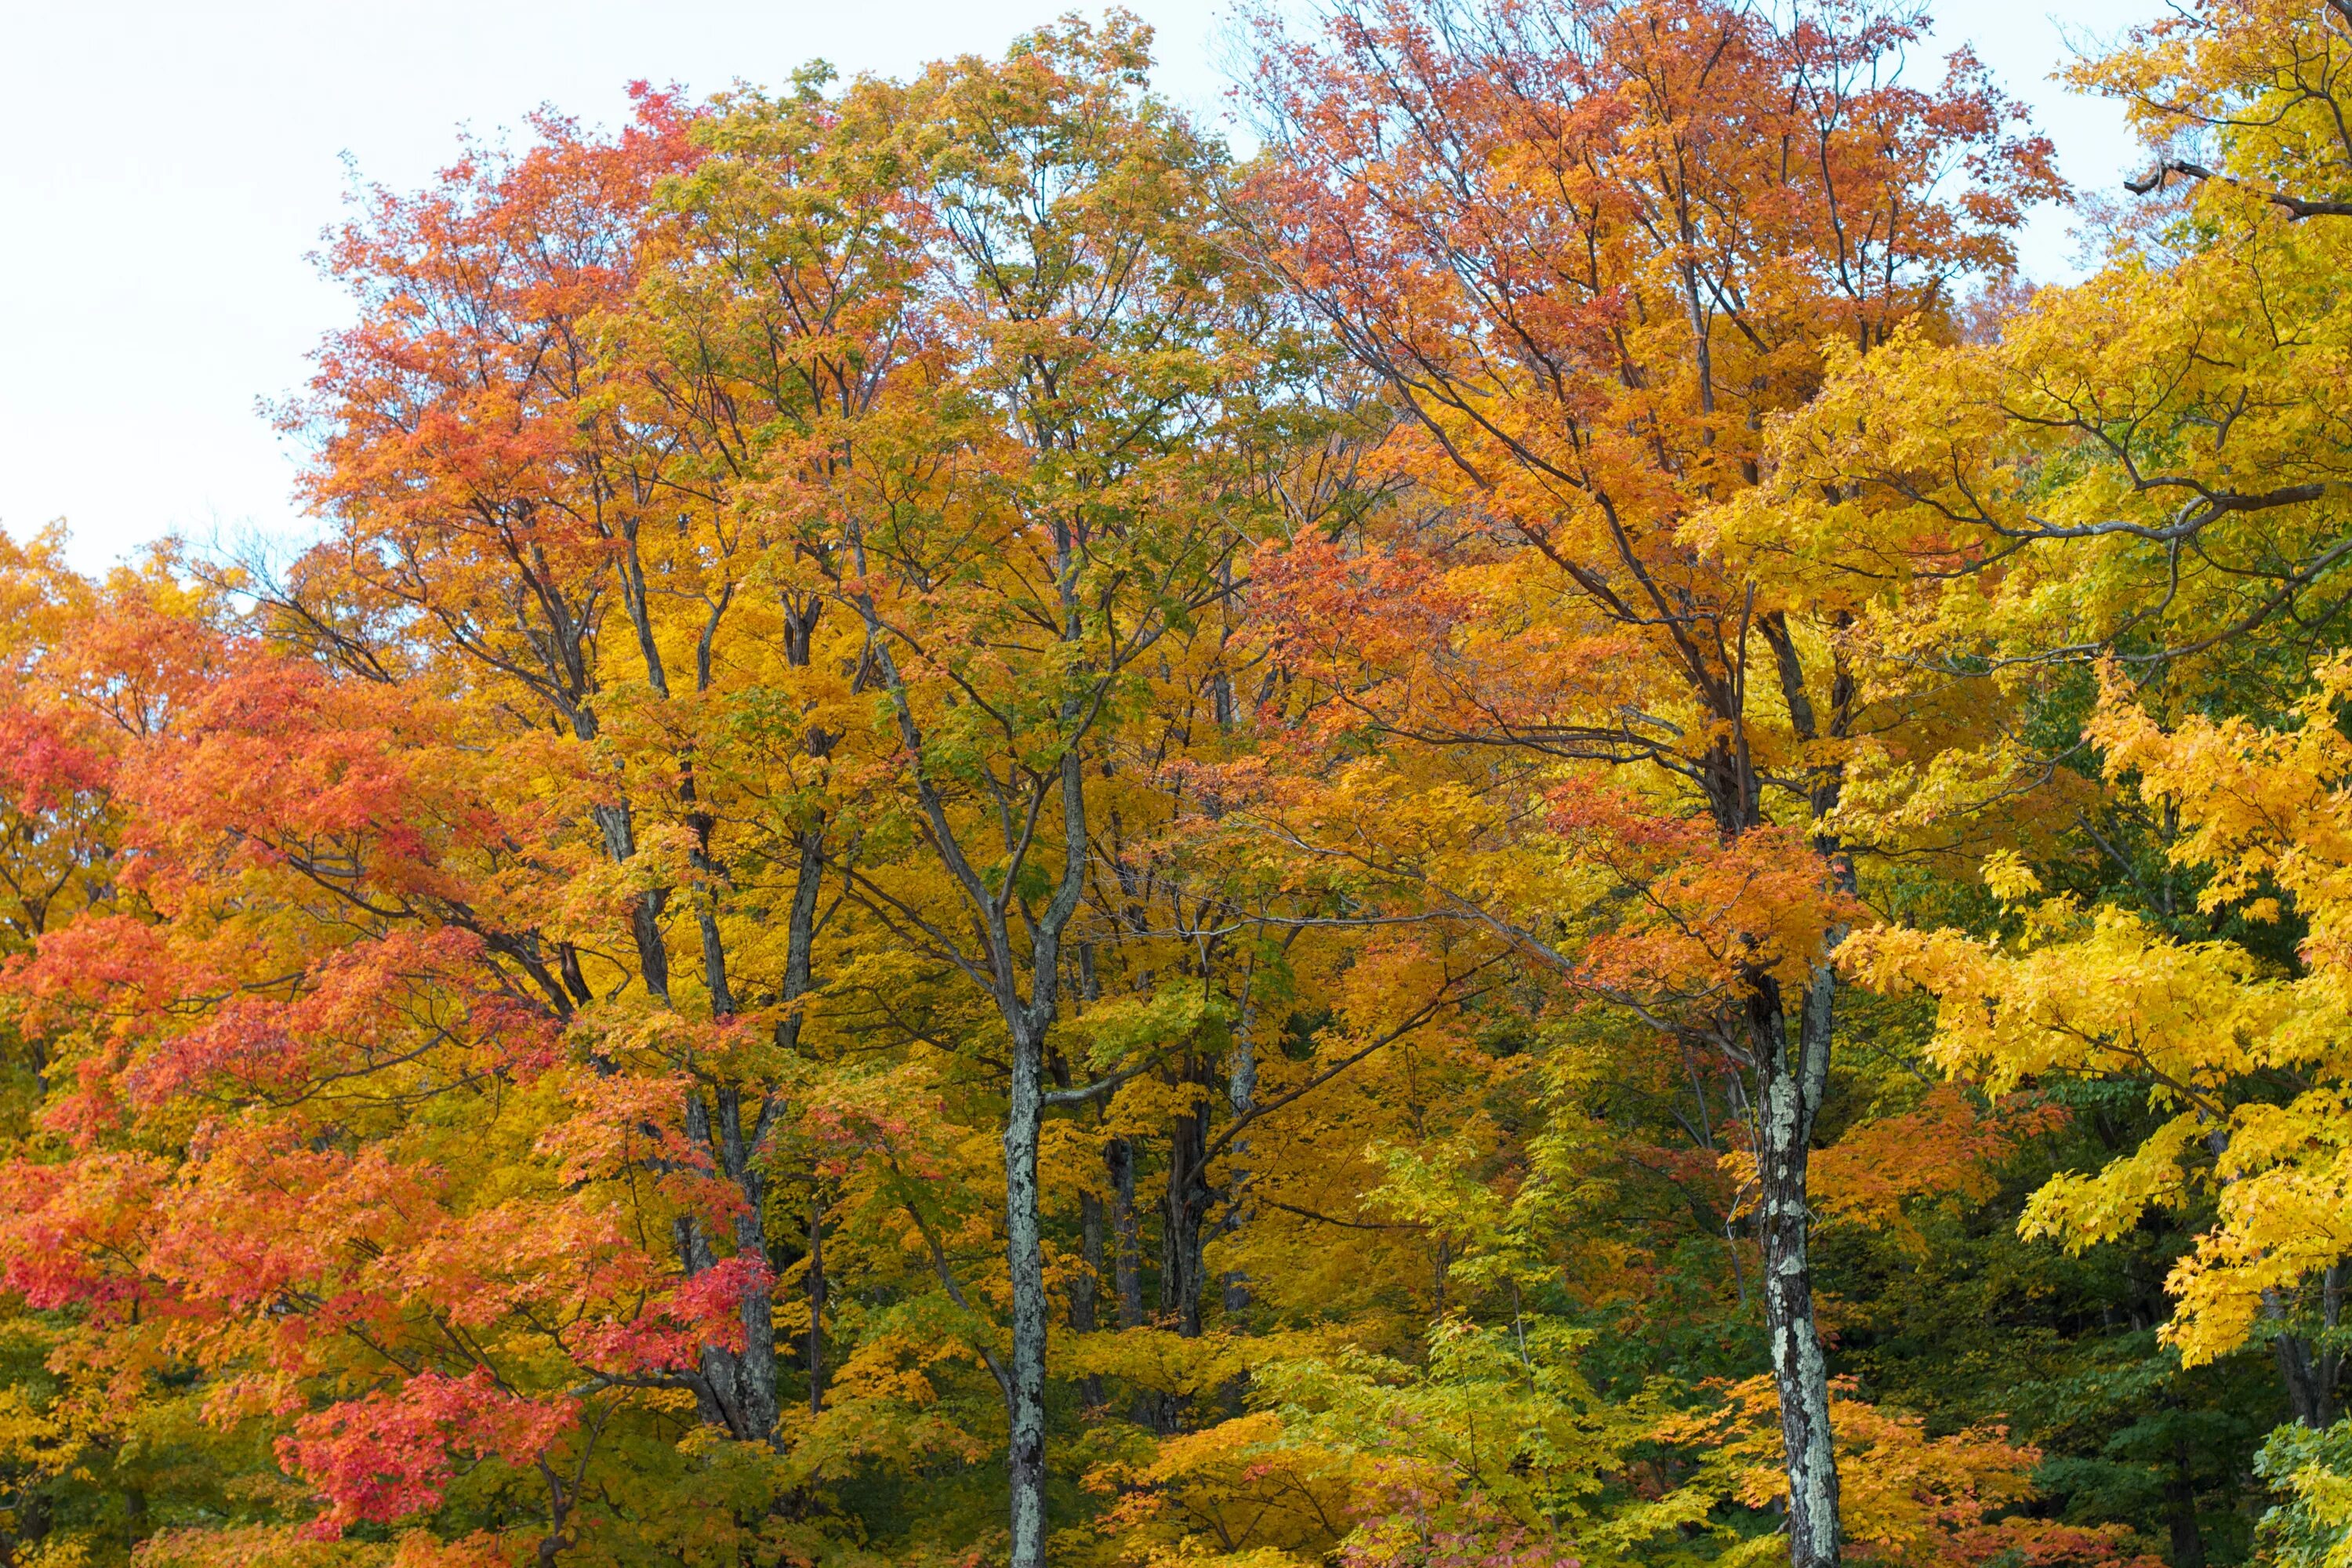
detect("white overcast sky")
[2,0,2153,571]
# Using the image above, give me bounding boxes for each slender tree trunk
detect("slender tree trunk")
[853,584,1087,1568]
[673,1211,737,1433]
[2273,1313,2336,1428]
[1162,1078,1212,1340]
[1220,1001,1258,1320]
[2163,1484,2205,1568]
[1074,1189,1106,1410]
[677,1094,773,1442]
[583,674,792,1445]
[1004,1024,1050,1568]
[1109,1134,1155,1428]
[590,800,671,1002]
[1145,1085,1215,1435]
[2251,1250,2337,1429]
[1751,964,1841,1568]
[717,1087,779,1443]
[2325,1264,2346,1417]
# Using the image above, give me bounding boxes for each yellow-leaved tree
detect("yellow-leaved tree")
[1846,663,2350,1421]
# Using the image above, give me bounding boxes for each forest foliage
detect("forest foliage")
[2,2,2350,1566]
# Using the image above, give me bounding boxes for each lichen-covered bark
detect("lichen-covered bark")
[1752,964,1841,1568]
[1004,1025,1049,1568]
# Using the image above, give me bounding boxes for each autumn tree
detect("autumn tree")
[784,21,1366,1558]
[1694,0,2352,1554]
[1237,2,2058,1560]
[1750,0,2352,1429]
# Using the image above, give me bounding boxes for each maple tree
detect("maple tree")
[1233,1,2058,1561]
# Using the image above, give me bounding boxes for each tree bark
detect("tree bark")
[1108,1134,1156,1428]
[1220,1000,1258,1320]
[677,1094,775,1443]
[1073,1187,1107,1411]
[1162,1076,1212,1341]
[1004,1021,1050,1568]
[1751,964,1841,1568]
[717,1087,779,1442]
[2274,1310,2336,1428]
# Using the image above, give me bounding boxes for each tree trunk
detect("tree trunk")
[1004,1025,1050,1568]
[1162,1080,1211,1340]
[1751,964,1841,1568]
[2325,1263,2346,1420]
[2274,1315,2336,1428]
[855,600,1089,1568]
[717,1087,779,1443]
[677,1093,776,1443]
[1143,1083,1216,1434]
[1109,1134,1156,1428]
[589,800,671,1004]
[1220,1002,1258,1320]
[1074,1188,1106,1410]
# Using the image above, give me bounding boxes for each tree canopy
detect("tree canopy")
[2,4,2350,1568]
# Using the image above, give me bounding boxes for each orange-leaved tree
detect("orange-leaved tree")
[1239,1,2060,1560]
[0,553,817,1562]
